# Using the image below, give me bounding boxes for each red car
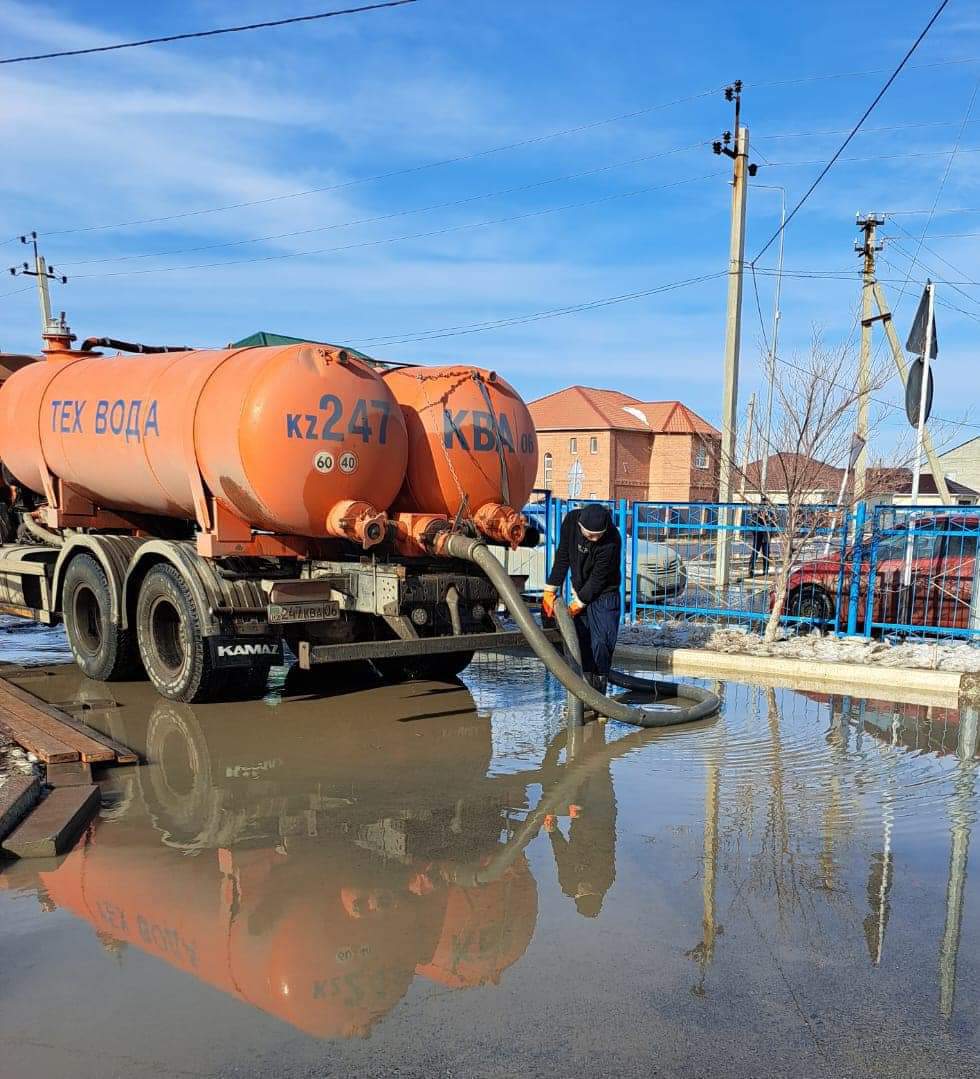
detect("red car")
[779,514,978,634]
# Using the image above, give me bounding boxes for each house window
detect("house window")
[695,445,709,469]
[569,437,578,453]
[543,452,553,487]
[588,491,597,499]
[590,436,598,454]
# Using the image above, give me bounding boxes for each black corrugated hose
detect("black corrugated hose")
[438,532,719,726]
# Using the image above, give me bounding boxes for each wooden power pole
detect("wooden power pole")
[852,218,951,504]
[855,214,883,502]
[713,81,755,590]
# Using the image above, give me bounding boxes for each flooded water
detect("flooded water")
[0,624,978,1078]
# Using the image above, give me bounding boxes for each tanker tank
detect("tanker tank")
[382,365,538,547]
[0,342,408,548]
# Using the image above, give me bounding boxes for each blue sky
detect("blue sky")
[1,0,979,456]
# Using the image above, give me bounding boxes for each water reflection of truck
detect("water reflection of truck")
[2,678,538,1038]
[0,302,543,703]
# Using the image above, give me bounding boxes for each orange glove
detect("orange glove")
[541,590,556,618]
[568,600,585,618]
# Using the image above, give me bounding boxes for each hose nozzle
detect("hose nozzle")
[325,501,387,549]
[474,503,526,549]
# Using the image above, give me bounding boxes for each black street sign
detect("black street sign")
[905,357,934,427]
[906,282,939,359]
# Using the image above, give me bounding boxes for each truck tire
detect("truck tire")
[62,553,142,682]
[136,563,224,703]
[375,649,475,683]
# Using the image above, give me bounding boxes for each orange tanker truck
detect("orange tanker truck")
[0,307,541,702]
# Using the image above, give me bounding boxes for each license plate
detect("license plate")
[268,601,340,624]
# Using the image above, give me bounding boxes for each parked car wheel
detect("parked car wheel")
[786,585,835,630]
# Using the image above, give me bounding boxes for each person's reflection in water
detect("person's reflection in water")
[541,722,617,918]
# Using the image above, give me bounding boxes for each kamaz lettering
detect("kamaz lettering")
[216,642,281,658]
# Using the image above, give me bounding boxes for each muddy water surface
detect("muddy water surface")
[0,633,977,1078]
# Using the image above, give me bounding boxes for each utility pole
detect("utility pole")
[854,214,884,503]
[712,81,757,590]
[8,231,72,348]
[866,283,951,505]
[738,392,756,498]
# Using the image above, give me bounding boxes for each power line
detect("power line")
[0,2,417,65]
[878,251,980,324]
[888,76,980,312]
[884,206,980,215]
[67,172,723,281]
[887,218,980,300]
[756,119,980,141]
[29,86,726,242]
[751,0,951,265]
[771,350,980,430]
[884,234,980,311]
[747,52,980,90]
[0,285,34,300]
[61,141,709,267]
[352,272,728,346]
[763,146,980,167]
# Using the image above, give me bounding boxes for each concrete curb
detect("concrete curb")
[614,644,975,709]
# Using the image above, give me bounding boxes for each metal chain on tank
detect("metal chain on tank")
[472,372,511,508]
[416,370,471,526]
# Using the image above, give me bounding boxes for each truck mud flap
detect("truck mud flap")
[208,637,285,668]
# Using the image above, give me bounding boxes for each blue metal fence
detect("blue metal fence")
[528,494,980,642]
[862,505,980,640]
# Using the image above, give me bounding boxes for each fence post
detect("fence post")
[629,502,640,625]
[618,499,628,624]
[846,500,866,636]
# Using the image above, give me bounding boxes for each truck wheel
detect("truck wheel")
[62,553,142,681]
[375,650,475,683]
[136,563,224,702]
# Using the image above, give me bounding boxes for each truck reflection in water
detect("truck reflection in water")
[5,665,639,1039]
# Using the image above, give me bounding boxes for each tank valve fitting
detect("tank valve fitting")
[474,502,526,549]
[325,501,388,549]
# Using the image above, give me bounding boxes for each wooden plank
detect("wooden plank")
[0,682,113,763]
[0,714,78,764]
[0,775,41,842]
[0,679,138,765]
[42,708,139,766]
[45,761,93,787]
[2,784,99,858]
[1,681,137,768]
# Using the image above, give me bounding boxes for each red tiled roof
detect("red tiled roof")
[529,385,719,436]
[744,453,843,492]
[868,468,979,498]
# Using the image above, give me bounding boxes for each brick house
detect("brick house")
[528,386,720,502]
[743,454,979,506]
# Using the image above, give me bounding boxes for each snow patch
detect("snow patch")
[619,620,980,672]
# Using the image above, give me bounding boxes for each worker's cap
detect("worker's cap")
[578,504,611,535]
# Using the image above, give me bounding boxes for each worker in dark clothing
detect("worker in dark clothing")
[541,723,618,918]
[746,504,775,578]
[541,503,622,692]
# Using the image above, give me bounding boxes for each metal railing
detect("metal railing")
[527,494,980,641]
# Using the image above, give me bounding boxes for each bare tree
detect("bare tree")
[719,333,925,643]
